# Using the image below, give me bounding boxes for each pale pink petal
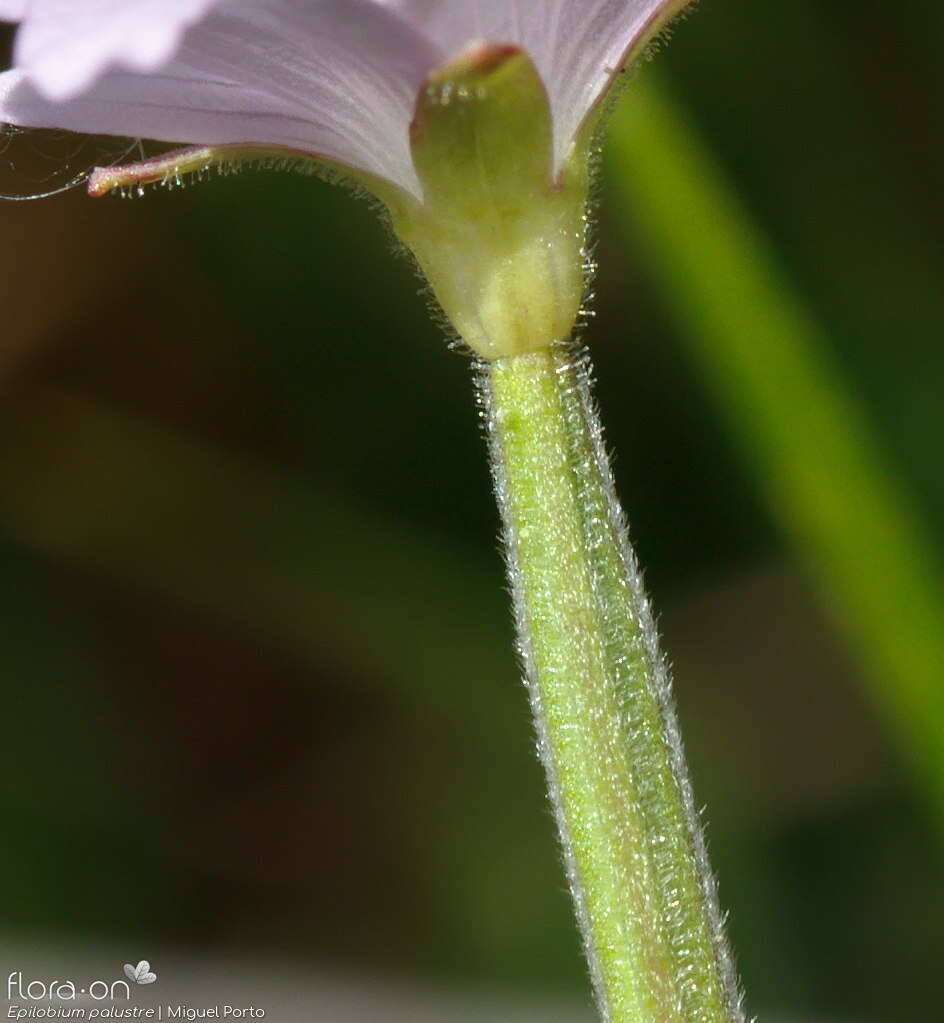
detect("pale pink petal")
[2,0,686,196]
[1,0,443,196]
[381,0,689,171]
[12,0,224,100]
[0,67,341,158]
[539,0,690,163]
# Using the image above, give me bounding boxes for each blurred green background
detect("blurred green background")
[1,2,943,1020]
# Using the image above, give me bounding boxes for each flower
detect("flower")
[0,1,692,358]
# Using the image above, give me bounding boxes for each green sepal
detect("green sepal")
[385,45,590,361]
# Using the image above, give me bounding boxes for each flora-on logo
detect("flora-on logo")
[7,970,131,1001]
[122,962,157,986]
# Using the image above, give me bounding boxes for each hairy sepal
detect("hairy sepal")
[387,46,590,361]
[86,142,413,203]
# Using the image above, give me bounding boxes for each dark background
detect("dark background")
[1,2,943,1020]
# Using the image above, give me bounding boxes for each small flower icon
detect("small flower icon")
[123,961,157,985]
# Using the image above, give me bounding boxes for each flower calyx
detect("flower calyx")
[386,44,591,361]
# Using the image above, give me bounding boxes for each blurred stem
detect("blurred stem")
[605,77,944,817]
[0,389,518,733]
[481,344,742,1023]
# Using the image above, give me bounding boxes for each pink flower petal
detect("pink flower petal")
[12,0,225,100]
[1,0,442,196]
[1,0,689,197]
[383,0,690,170]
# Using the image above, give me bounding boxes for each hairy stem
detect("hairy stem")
[480,343,743,1023]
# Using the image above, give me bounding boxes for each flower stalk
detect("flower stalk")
[481,343,743,1023]
[0,4,746,1017]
